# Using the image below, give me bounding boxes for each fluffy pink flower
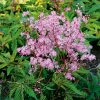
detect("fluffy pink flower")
[64,7,71,11]
[39,12,44,19]
[88,55,96,61]
[82,16,88,23]
[65,73,75,80]
[69,62,78,71]
[30,57,38,65]
[28,17,34,23]
[40,59,54,70]
[75,9,82,17]
[17,45,31,55]
[21,32,30,39]
[34,87,41,93]
[50,50,57,56]
[22,11,30,17]
[81,54,96,61]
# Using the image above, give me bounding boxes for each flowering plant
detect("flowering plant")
[17,9,95,80]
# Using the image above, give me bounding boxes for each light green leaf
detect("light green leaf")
[7,66,14,76]
[64,94,73,100]
[10,39,17,62]
[88,4,100,13]
[0,63,9,69]
[0,55,6,63]
[40,94,46,100]
[24,85,38,100]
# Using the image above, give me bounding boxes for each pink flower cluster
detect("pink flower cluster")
[64,7,71,11]
[22,11,30,17]
[17,10,95,80]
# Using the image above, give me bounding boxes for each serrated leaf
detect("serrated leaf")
[10,38,17,62]
[64,94,73,100]
[64,80,87,96]
[17,67,26,76]
[45,86,54,90]
[76,67,89,74]
[53,73,87,97]
[91,73,98,89]
[7,66,14,76]
[0,55,6,63]
[9,88,16,99]
[1,52,11,59]
[40,94,46,100]
[88,4,100,14]
[2,35,12,43]
[0,63,9,69]
[24,85,38,100]
[14,86,24,100]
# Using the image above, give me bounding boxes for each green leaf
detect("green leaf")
[10,40,17,62]
[14,86,24,100]
[24,85,38,100]
[64,94,73,100]
[2,35,12,44]
[97,40,100,46]
[87,93,95,100]
[18,67,26,76]
[88,4,100,14]
[40,94,46,100]
[24,74,36,84]
[0,63,9,69]
[9,88,16,99]
[7,66,14,76]
[75,67,89,74]
[53,73,87,97]
[1,52,11,59]
[0,55,6,63]
[73,73,88,83]
[45,86,54,90]
[90,73,98,91]
[64,80,87,96]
